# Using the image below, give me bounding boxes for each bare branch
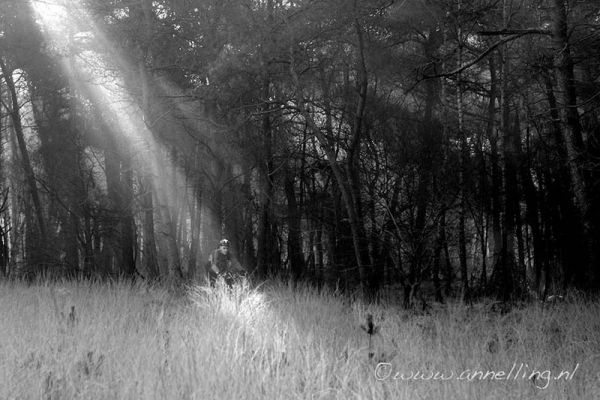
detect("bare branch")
[477,28,552,36]
[423,33,528,79]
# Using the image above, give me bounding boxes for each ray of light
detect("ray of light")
[29,0,222,274]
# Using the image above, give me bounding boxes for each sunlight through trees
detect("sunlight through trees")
[0,0,599,302]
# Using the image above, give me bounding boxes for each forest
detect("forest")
[0,0,599,305]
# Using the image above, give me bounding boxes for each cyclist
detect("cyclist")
[206,239,244,285]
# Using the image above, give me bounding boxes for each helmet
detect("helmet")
[219,239,230,247]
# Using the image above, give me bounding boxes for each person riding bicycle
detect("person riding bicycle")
[207,239,244,285]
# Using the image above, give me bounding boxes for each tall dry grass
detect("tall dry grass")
[0,278,598,399]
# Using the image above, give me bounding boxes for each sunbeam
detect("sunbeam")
[29,0,220,277]
[30,0,69,31]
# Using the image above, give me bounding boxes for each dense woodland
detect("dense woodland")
[0,0,598,304]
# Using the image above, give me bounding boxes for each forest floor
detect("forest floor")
[0,278,598,400]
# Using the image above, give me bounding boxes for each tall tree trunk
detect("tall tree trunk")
[488,56,503,296]
[551,0,594,285]
[432,210,445,302]
[0,60,47,252]
[284,170,304,282]
[456,16,470,303]
[542,71,582,292]
[439,211,453,296]
[104,135,121,275]
[8,125,21,275]
[187,173,201,281]
[103,124,135,277]
[240,166,256,272]
[163,149,184,280]
[82,204,95,276]
[120,152,136,276]
[256,78,276,278]
[517,109,542,298]
[345,17,372,293]
[477,137,489,292]
[135,1,161,280]
[499,43,519,300]
[140,176,159,279]
[511,109,527,293]
[0,190,8,277]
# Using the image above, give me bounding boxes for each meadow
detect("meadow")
[0,278,598,399]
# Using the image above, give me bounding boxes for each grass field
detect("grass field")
[0,278,598,399]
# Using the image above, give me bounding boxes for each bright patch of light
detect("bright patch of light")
[31,0,68,30]
[113,8,129,19]
[28,0,220,268]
